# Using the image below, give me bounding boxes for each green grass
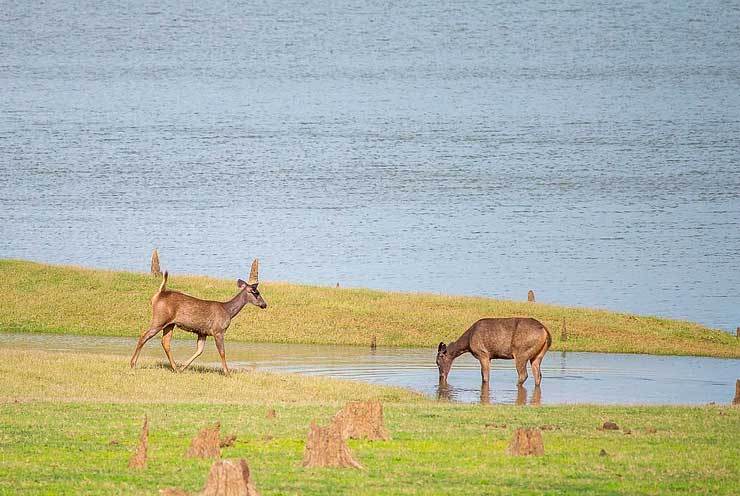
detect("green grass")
[1,259,738,358]
[0,348,738,495]
[2,260,737,494]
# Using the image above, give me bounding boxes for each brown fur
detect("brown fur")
[436,317,551,386]
[129,263,267,376]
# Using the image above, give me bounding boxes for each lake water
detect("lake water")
[1,0,739,331]
[5,332,738,405]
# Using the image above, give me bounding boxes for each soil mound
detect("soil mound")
[187,422,222,459]
[506,428,544,456]
[128,416,149,470]
[161,459,260,496]
[331,400,390,441]
[201,459,260,496]
[220,435,237,448]
[302,421,363,469]
[151,249,162,277]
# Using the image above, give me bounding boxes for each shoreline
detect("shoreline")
[2,259,739,359]
[2,328,739,362]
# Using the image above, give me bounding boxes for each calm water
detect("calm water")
[1,1,740,330]
[5,332,738,405]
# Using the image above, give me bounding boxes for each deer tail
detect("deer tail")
[158,271,168,293]
[543,324,552,349]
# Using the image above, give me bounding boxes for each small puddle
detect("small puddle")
[4,332,738,405]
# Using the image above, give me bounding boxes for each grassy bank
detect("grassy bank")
[1,348,738,495]
[1,259,738,357]
[0,348,422,405]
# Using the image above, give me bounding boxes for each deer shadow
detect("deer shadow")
[140,360,232,376]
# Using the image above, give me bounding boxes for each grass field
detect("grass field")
[0,348,738,495]
[1,259,738,358]
[2,259,738,494]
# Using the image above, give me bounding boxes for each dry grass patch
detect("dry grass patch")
[0,348,424,405]
[1,259,738,357]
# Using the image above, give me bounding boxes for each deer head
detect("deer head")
[436,342,452,384]
[236,258,267,309]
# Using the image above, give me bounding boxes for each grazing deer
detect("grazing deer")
[436,318,551,386]
[129,259,267,376]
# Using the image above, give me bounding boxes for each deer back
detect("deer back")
[469,318,548,359]
[153,291,230,335]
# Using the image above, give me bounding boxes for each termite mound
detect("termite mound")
[331,400,390,441]
[186,422,238,459]
[186,422,222,459]
[150,249,162,277]
[128,416,149,470]
[302,421,363,469]
[160,458,260,496]
[506,428,544,456]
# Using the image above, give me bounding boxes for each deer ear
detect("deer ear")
[237,279,247,288]
[437,342,447,354]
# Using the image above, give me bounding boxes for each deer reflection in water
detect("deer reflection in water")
[516,385,542,406]
[436,382,542,406]
[436,383,453,402]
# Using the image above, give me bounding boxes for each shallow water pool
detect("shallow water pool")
[5,332,738,405]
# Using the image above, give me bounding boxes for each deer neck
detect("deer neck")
[223,290,249,319]
[445,338,469,360]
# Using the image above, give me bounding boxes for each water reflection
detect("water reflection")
[437,382,542,406]
[481,383,490,405]
[515,385,526,405]
[436,383,453,402]
[531,386,542,406]
[515,385,542,406]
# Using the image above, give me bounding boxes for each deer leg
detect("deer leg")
[530,356,543,387]
[477,354,491,385]
[530,336,550,387]
[514,355,529,386]
[160,324,177,371]
[130,325,165,368]
[214,332,230,377]
[178,334,206,372]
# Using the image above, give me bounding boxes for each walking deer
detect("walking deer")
[129,259,267,376]
[436,318,551,386]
